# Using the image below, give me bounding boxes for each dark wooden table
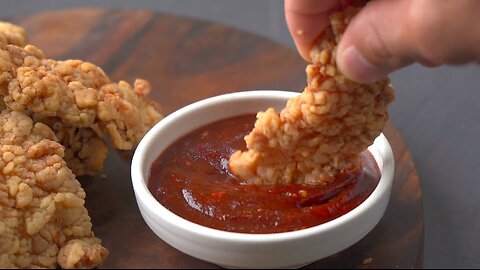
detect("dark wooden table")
[12,8,424,269]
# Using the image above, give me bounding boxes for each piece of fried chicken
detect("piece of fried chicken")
[0,30,163,176]
[0,21,163,269]
[229,6,395,185]
[0,111,108,269]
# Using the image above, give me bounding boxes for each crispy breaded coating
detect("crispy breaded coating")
[0,21,162,269]
[57,238,108,269]
[54,127,109,177]
[229,7,395,185]
[97,79,163,150]
[0,40,162,176]
[0,111,108,269]
[0,22,27,48]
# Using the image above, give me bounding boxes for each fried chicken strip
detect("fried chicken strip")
[0,110,108,269]
[0,21,162,269]
[0,31,163,176]
[229,6,395,185]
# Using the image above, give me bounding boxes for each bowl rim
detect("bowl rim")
[131,90,395,243]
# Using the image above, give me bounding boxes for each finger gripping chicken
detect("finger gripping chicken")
[229,7,395,185]
[0,111,108,268]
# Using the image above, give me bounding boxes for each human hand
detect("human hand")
[285,0,480,83]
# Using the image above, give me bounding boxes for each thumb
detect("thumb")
[337,0,419,83]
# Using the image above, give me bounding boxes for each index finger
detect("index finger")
[285,0,339,61]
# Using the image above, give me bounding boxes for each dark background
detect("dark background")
[1,0,479,268]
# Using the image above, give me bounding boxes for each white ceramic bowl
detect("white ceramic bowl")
[131,90,395,269]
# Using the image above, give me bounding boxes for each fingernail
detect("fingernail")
[337,46,389,83]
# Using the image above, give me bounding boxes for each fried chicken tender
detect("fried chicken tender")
[0,111,108,269]
[0,33,163,176]
[0,21,163,269]
[229,7,395,185]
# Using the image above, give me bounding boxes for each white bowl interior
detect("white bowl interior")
[131,90,395,268]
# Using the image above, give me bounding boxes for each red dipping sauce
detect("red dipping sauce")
[148,114,381,234]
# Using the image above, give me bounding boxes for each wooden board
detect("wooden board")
[12,8,424,268]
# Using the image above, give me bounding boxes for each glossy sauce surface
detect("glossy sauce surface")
[148,114,381,234]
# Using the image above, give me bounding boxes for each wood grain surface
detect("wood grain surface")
[12,8,424,269]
